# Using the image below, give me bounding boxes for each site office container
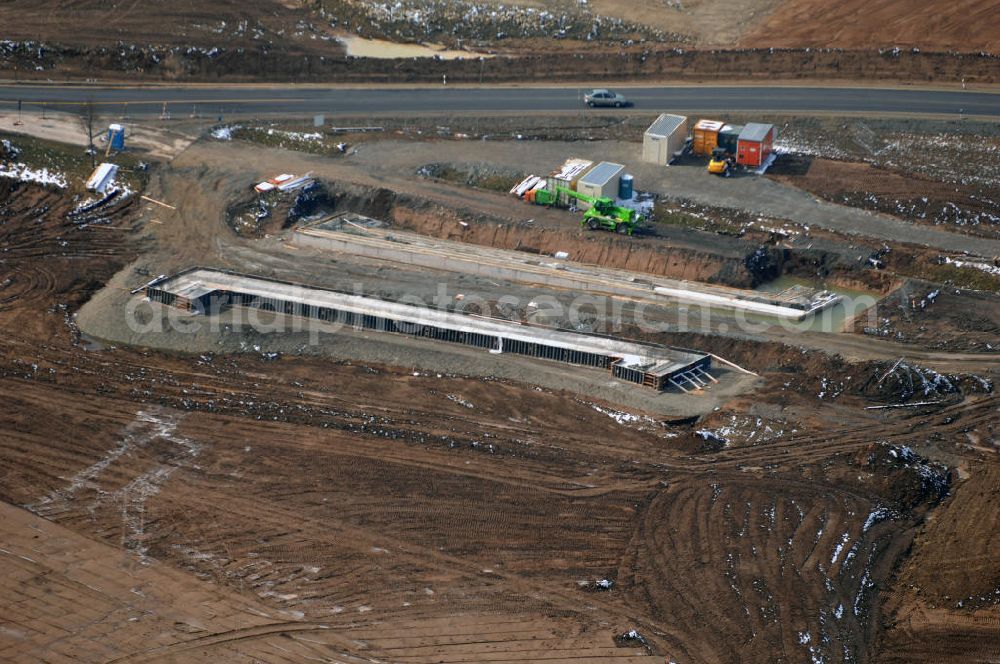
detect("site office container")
[717,124,743,156]
[575,162,625,209]
[692,119,724,156]
[736,122,775,168]
[642,113,688,165]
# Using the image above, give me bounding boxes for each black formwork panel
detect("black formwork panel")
[613,364,646,385]
[149,270,713,393]
[185,286,628,373]
[145,288,176,307]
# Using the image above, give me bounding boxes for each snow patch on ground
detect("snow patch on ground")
[830,532,850,565]
[1,138,21,158]
[588,402,650,425]
[614,191,655,217]
[211,124,241,140]
[0,162,67,188]
[863,506,893,532]
[267,129,323,142]
[941,255,1000,276]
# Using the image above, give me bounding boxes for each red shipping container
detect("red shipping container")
[736,122,774,168]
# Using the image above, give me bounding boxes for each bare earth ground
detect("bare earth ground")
[741,0,1000,52]
[2,179,998,662]
[0,0,341,54]
[3,0,991,52]
[1,0,999,83]
[2,112,1000,663]
[768,156,1000,241]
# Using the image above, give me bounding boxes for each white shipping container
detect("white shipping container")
[642,114,688,166]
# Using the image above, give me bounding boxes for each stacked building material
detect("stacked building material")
[85,163,118,193]
[254,173,314,193]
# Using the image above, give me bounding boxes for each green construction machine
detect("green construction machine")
[536,185,639,235]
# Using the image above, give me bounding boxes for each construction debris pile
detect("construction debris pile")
[227,174,333,237]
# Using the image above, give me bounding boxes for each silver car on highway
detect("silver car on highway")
[584,89,628,108]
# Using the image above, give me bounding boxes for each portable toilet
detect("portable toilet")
[618,174,634,200]
[737,123,775,168]
[107,123,126,151]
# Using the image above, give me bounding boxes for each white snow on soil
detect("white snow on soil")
[211,124,240,140]
[0,162,67,188]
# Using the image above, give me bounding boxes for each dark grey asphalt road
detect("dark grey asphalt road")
[0,84,998,117]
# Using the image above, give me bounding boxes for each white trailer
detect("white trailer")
[642,114,688,165]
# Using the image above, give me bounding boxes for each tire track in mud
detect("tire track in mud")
[103,620,364,664]
[0,264,56,311]
[617,478,902,662]
[28,407,203,562]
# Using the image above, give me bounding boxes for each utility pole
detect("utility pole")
[79,100,98,168]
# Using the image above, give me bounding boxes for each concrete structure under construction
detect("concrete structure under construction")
[292,214,841,320]
[145,267,715,393]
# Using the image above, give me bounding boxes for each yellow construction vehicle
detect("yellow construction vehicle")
[707,147,735,176]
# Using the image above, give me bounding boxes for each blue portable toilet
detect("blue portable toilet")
[107,124,126,151]
[618,173,634,200]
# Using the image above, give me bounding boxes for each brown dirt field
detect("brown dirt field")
[854,285,1000,353]
[590,0,782,47]
[2,0,999,83]
[0,0,340,53]
[876,461,1000,663]
[2,124,1000,662]
[741,0,1000,52]
[768,156,1000,241]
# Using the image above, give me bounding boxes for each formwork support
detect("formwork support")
[668,378,691,394]
[695,367,719,383]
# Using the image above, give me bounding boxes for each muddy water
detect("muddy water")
[755,275,879,334]
[338,35,493,60]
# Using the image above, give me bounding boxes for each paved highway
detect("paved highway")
[0,84,998,117]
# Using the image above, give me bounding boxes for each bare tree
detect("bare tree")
[79,99,97,168]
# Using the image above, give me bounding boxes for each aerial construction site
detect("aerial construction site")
[0,2,999,663]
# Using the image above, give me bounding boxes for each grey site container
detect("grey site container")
[717,124,744,154]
